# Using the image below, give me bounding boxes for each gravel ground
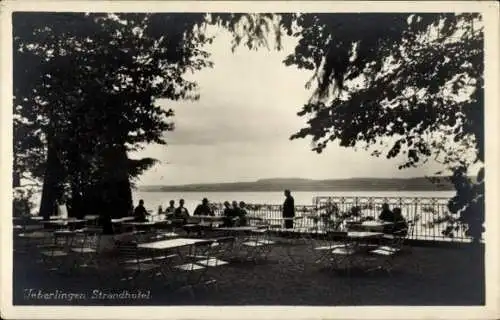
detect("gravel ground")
[13,239,484,306]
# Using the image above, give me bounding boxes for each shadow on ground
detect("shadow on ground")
[13,242,484,306]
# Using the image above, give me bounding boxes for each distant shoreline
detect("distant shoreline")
[137,189,456,193]
[138,177,455,192]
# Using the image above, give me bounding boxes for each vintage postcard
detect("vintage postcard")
[1,1,499,319]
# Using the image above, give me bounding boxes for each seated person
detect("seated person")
[173,199,190,224]
[222,201,237,227]
[193,198,215,216]
[231,201,243,226]
[134,199,149,222]
[378,204,408,235]
[165,200,176,218]
[378,203,393,222]
[392,207,409,235]
[237,201,248,226]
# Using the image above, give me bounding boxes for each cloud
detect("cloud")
[133,29,449,186]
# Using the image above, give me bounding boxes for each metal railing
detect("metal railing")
[211,196,473,243]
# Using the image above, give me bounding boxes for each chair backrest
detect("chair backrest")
[134,231,164,243]
[210,236,235,255]
[115,240,139,264]
[191,240,215,260]
[406,220,415,239]
[85,231,101,250]
[71,232,87,249]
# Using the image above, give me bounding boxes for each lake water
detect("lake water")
[133,190,455,214]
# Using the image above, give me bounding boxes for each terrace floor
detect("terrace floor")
[13,240,484,306]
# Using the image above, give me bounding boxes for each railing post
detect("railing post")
[413,198,418,240]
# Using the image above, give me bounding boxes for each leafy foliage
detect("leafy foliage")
[13,12,214,218]
[226,13,484,241]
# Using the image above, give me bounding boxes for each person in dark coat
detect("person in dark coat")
[378,203,393,222]
[222,201,236,227]
[282,189,295,229]
[391,207,409,235]
[173,199,190,223]
[134,199,149,222]
[379,203,408,234]
[193,198,215,216]
[238,201,248,226]
[165,200,176,218]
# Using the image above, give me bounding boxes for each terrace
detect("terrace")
[13,217,484,306]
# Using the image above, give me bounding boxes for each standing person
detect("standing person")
[282,189,295,229]
[134,199,149,222]
[193,198,215,216]
[165,200,176,218]
[174,199,190,223]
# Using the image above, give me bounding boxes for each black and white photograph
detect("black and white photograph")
[1,1,499,319]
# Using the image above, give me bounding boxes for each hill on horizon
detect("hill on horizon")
[138,176,455,192]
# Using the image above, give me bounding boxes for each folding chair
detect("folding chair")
[132,232,182,264]
[366,224,413,275]
[172,240,217,297]
[240,228,276,262]
[84,215,100,228]
[114,240,165,286]
[312,232,349,266]
[38,232,73,272]
[19,230,55,256]
[192,236,235,263]
[69,231,101,274]
[193,237,234,291]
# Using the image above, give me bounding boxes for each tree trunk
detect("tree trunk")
[13,171,20,188]
[70,179,84,218]
[95,144,133,234]
[39,143,63,219]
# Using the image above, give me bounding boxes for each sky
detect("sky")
[132,28,448,186]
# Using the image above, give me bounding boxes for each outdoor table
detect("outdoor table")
[188,216,224,231]
[315,231,384,271]
[343,231,384,251]
[84,215,100,220]
[111,216,135,223]
[358,221,393,232]
[216,226,259,232]
[190,215,224,222]
[43,219,86,231]
[122,221,156,226]
[19,231,49,239]
[121,221,158,233]
[31,216,60,221]
[215,226,272,261]
[138,238,209,250]
[138,237,212,262]
[43,219,86,225]
[346,231,384,239]
[214,226,262,242]
[151,231,180,239]
[121,221,156,229]
[53,229,84,247]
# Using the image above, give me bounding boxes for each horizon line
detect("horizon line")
[137,175,451,187]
